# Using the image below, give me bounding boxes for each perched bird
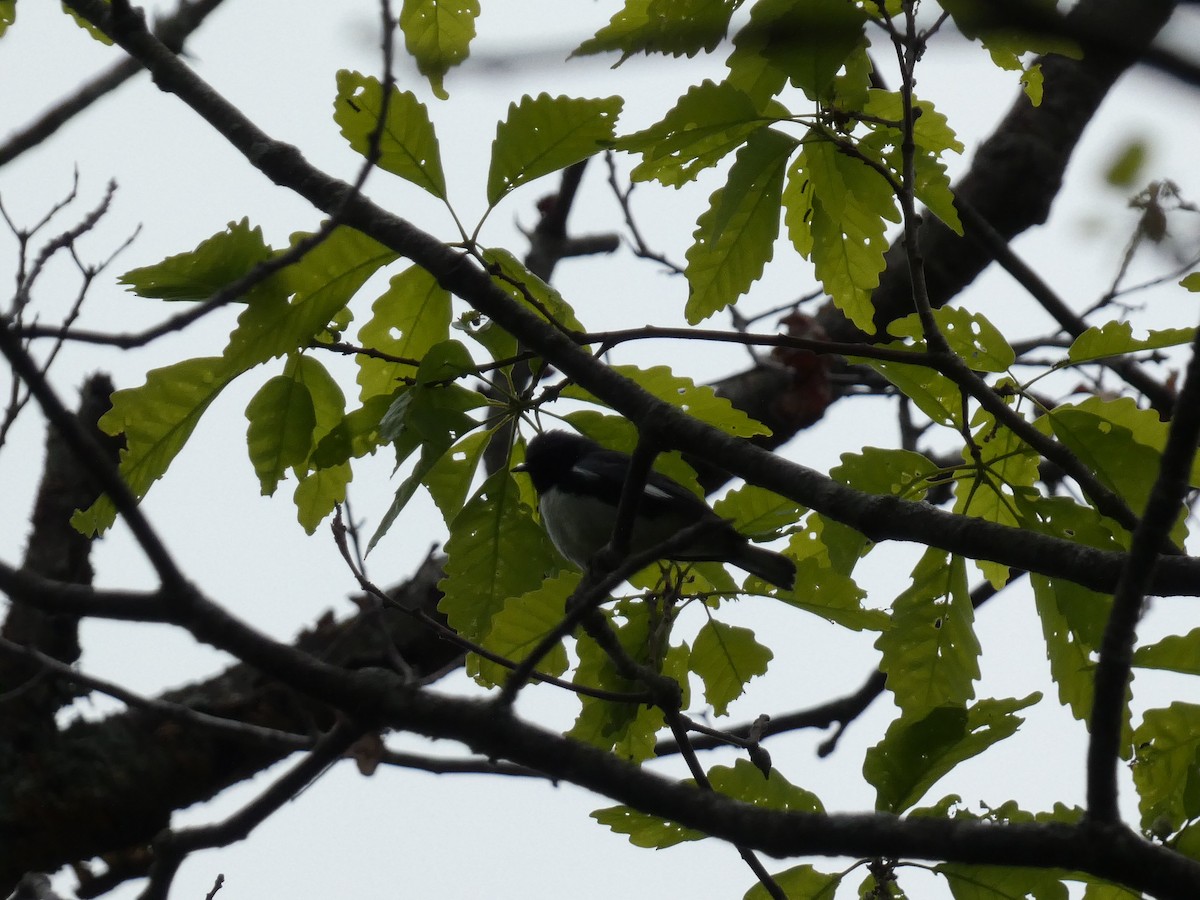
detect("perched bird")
[513,430,795,590]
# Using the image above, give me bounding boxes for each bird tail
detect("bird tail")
[732,544,795,591]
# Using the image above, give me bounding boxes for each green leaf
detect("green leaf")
[472,570,577,688]
[439,468,557,645]
[729,0,867,101]
[1181,272,1200,292]
[1039,396,1193,546]
[482,248,587,333]
[245,371,316,496]
[712,483,805,539]
[366,341,488,551]
[685,128,796,323]
[889,307,1016,373]
[782,520,883,631]
[355,264,452,401]
[564,365,770,438]
[784,136,895,333]
[952,410,1040,587]
[689,621,772,716]
[937,863,1069,900]
[616,80,769,187]
[857,90,964,233]
[939,0,1083,72]
[487,94,623,206]
[571,606,688,761]
[591,804,705,849]
[876,550,980,718]
[573,0,737,62]
[863,695,1039,813]
[333,70,447,199]
[815,448,940,581]
[293,462,351,534]
[72,357,235,535]
[709,759,823,813]
[425,428,491,525]
[119,218,274,302]
[312,393,397,468]
[1132,703,1200,835]
[1066,322,1196,364]
[0,2,15,38]
[744,865,842,900]
[224,225,397,369]
[1134,628,1200,676]
[1032,568,1128,739]
[61,3,112,44]
[863,355,964,427]
[397,0,479,100]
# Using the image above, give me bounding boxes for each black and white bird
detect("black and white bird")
[513,430,795,590]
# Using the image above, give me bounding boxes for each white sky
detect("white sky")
[2,2,1200,898]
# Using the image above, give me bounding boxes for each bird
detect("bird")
[513,430,795,590]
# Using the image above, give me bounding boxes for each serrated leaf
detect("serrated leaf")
[224,225,397,369]
[784,137,894,333]
[857,90,964,233]
[864,695,1039,814]
[939,0,1083,70]
[889,307,1015,372]
[244,354,345,497]
[425,428,491,525]
[355,265,452,401]
[1040,396,1195,545]
[571,606,688,761]
[1031,569,1130,741]
[573,0,736,62]
[120,219,274,302]
[862,354,965,426]
[816,448,940,579]
[312,393,397,469]
[744,865,842,900]
[783,523,883,631]
[1132,703,1200,834]
[591,804,705,849]
[62,3,112,44]
[482,248,586,333]
[563,365,770,438]
[245,372,316,496]
[472,570,577,688]
[439,469,557,645]
[398,0,479,100]
[937,863,1070,900]
[712,483,805,538]
[73,357,235,535]
[333,70,447,198]
[685,128,796,323]
[367,342,487,551]
[689,621,772,716]
[487,94,622,206]
[952,410,1040,587]
[729,0,866,101]
[1066,322,1196,364]
[1134,628,1200,675]
[876,550,980,718]
[617,80,768,187]
[709,759,823,813]
[293,462,351,534]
